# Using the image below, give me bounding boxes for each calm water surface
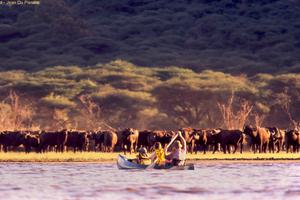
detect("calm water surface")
[0,162,299,200]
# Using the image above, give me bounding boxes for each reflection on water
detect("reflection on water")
[0,162,299,200]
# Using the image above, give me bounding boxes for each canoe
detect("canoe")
[117,154,195,170]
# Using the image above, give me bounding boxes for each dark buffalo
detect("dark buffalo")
[65,131,88,152]
[194,129,220,154]
[267,127,285,153]
[211,129,245,154]
[137,130,152,150]
[244,125,270,153]
[102,131,118,152]
[188,129,201,154]
[39,130,68,153]
[180,128,196,153]
[88,131,104,151]
[157,131,174,148]
[121,128,139,154]
[0,132,4,151]
[146,130,158,149]
[0,131,26,152]
[267,127,277,153]
[147,130,175,150]
[0,133,2,151]
[285,130,300,153]
[24,133,40,153]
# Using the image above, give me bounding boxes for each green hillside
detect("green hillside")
[1,0,300,74]
[0,0,300,130]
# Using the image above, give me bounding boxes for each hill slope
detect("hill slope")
[0,0,300,74]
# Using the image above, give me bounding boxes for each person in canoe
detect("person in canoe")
[165,131,187,166]
[149,142,166,169]
[136,147,151,165]
[148,131,187,168]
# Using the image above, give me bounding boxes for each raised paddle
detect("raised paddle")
[165,132,179,153]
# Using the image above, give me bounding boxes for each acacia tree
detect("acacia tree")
[76,95,116,131]
[253,113,266,127]
[0,90,34,130]
[153,70,256,129]
[91,85,156,129]
[275,87,299,129]
[153,85,216,128]
[52,108,71,130]
[78,95,101,129]
[217,92,253,130]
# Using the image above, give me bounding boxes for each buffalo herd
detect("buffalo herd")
[0,125,299,154]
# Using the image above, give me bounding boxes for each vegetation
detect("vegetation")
[0,152,299,162]
[0,1,300,130]
[0,60,298,130]
[0,0,300,74]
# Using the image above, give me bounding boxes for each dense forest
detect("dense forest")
[0,0,300,130]
[1,0,300,73]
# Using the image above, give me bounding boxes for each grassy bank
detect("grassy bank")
[0,152,299,162]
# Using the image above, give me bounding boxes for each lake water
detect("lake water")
[0,162,299,200]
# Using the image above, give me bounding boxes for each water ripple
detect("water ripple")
[0,162,299,200]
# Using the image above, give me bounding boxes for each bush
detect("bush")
[41,93,76,109]
[92,85,156,104]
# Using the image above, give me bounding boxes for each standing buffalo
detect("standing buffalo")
[88,131,104,151]
[120,128,139,154]
[156,131,174,148]
[139,130,171,151]
[137,130,152,150]
[195,129,219,154]
[24,134,40,153]
[147,130,175,150]
[275,129,286,152]
[244,125,270,153]
[180,128,196,153]
[267,127,285,153]
[285,130,300,153]
[211,129,245,154]
[102,131,118,152]
[39,130,68,153]
[0,131,26,152]
[267,127,277,153]
[65,131,89,152]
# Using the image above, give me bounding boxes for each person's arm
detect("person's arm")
[165,133,178,153]
[178,131,187,152]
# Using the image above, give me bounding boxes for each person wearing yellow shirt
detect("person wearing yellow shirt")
[149,142,166,169]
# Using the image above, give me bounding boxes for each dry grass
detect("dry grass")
[0,152,299,162]
[0,152,124,162]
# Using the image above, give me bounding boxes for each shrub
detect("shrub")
[41,93,76,109]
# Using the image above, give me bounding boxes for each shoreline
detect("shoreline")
[0,159,300,164]
[0,152,299,163]
[0,152,300,164]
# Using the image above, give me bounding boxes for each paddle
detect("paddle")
[146,158,158,169]
[165,132,179,153]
